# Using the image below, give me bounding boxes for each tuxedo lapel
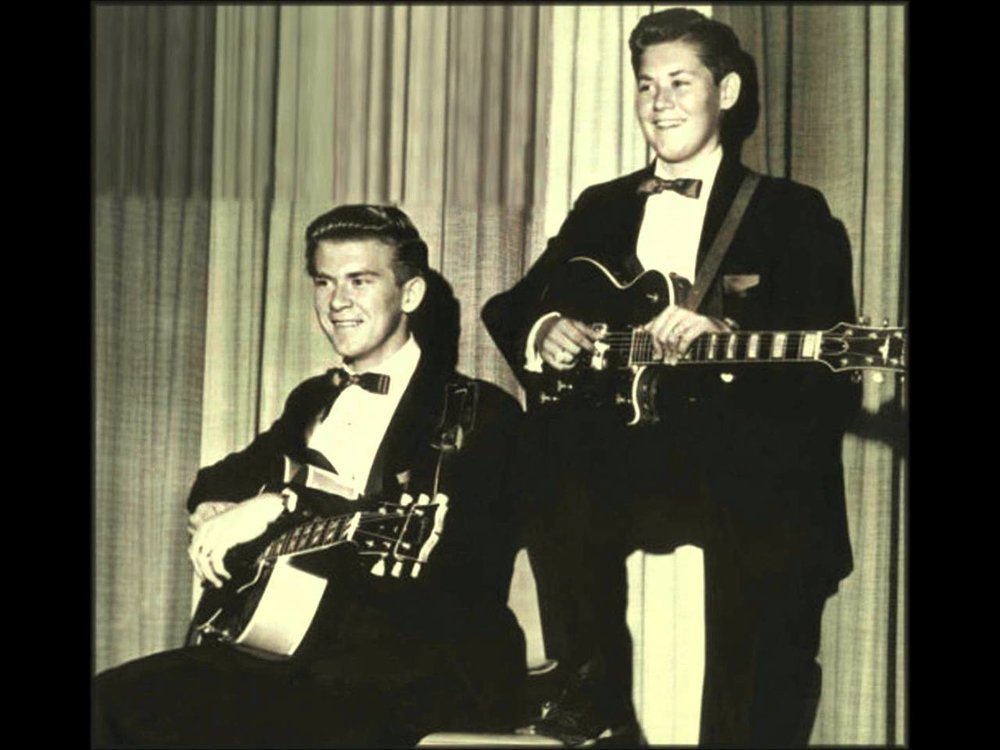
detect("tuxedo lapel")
[617,163,657,279]
[278,373,341,471]
[363,355,450,498]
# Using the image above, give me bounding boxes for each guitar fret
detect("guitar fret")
[725,334,737,360]
[325,518,341,543]
[747,333,760,359]
[771,332,787,359]
[309,522,324,547]
[706,333,718,360]
[801,332,821,360]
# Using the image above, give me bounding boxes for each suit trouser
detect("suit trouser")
[92,641,484,748]
[698,522,832,747]
[523,411,832,745]
[523,412,704,724]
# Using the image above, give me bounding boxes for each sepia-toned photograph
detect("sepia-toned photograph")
[93,4,907,747]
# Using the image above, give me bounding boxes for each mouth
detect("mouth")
[653,119,684,130]
[331,319,363,329]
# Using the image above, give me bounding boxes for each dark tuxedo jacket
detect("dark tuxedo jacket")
[186,352,528,731]
[482,153,860,585]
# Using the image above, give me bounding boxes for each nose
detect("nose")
[330,281,353,311]
[653,86,674,110]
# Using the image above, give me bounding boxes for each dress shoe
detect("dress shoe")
[517,660,645,747]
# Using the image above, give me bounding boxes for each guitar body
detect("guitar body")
[534,257,682,425]
[187,539,335,659]
[186,486,450,659]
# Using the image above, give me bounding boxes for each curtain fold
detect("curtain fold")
[715,5,907,745]
[94,5,216,674]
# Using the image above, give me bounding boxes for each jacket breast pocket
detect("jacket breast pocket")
[722,273,760,298]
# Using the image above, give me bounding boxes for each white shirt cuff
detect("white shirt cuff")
[523,312,561,373]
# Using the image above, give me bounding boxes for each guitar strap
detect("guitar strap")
[429,376,479,497]
[685,170,761,314]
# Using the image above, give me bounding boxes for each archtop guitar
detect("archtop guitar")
[186,457,449,658]
[532,256,907,425]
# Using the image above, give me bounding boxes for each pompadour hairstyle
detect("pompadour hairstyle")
[305,204,429,284]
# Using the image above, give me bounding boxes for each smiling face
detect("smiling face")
[635,39,740,172]
[311,238,425,372]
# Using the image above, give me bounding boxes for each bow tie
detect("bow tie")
[637,176,703,199]
[328,367,391,395]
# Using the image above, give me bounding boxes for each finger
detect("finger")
[207,548,231,583]
[675,318,710,356]
[646,315,676,359]
[190,545,221,589]
[199,549,224,589]
[563,319,600,346]
[188,542,204,580]
[548,329,584,356]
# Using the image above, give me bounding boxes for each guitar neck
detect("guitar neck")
[620,328,903,370]
[621,329,835,366]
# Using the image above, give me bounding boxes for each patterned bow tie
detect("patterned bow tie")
[637,176,703,199]
[328,367,390,394]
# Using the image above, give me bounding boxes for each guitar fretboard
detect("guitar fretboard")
[262,514,354,560]
[612,329,826,366]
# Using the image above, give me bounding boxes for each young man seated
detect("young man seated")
[93,205,528,748]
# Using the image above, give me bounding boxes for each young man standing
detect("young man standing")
[483,9,859,747]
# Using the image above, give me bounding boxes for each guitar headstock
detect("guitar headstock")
[353,492,450,580]
[820,320,907,375]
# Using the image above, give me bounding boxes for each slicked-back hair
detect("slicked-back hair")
[628,8,759,149]
[629,8,742,85]
[305,204,430,285]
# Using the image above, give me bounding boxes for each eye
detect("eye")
[637,81,653,94]
[672,79,690,89]
[312,277,332,289]
[351,276,372,288]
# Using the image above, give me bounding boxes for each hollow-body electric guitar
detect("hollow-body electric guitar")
[532,256,907,425]
[187,458,449,659]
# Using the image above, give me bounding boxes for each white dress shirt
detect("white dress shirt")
[307,336,421,496]
[636,145,723,284]
[524,147,725,372]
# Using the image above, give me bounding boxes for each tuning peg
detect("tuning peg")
[391,561,403,578]
[858,315,870,325]
[417,493,430,506]
[851,371,863,384]
[370,559,386,577]
[400,493,413,507]
[410,562,422,578]
[882,318,890,327]
[872,372,885,384]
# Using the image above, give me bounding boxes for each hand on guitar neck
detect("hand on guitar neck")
[188,493,287,589]
[643,306,732,364]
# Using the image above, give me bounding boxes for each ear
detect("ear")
[719,71,741,111]
[400,275,427,314]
